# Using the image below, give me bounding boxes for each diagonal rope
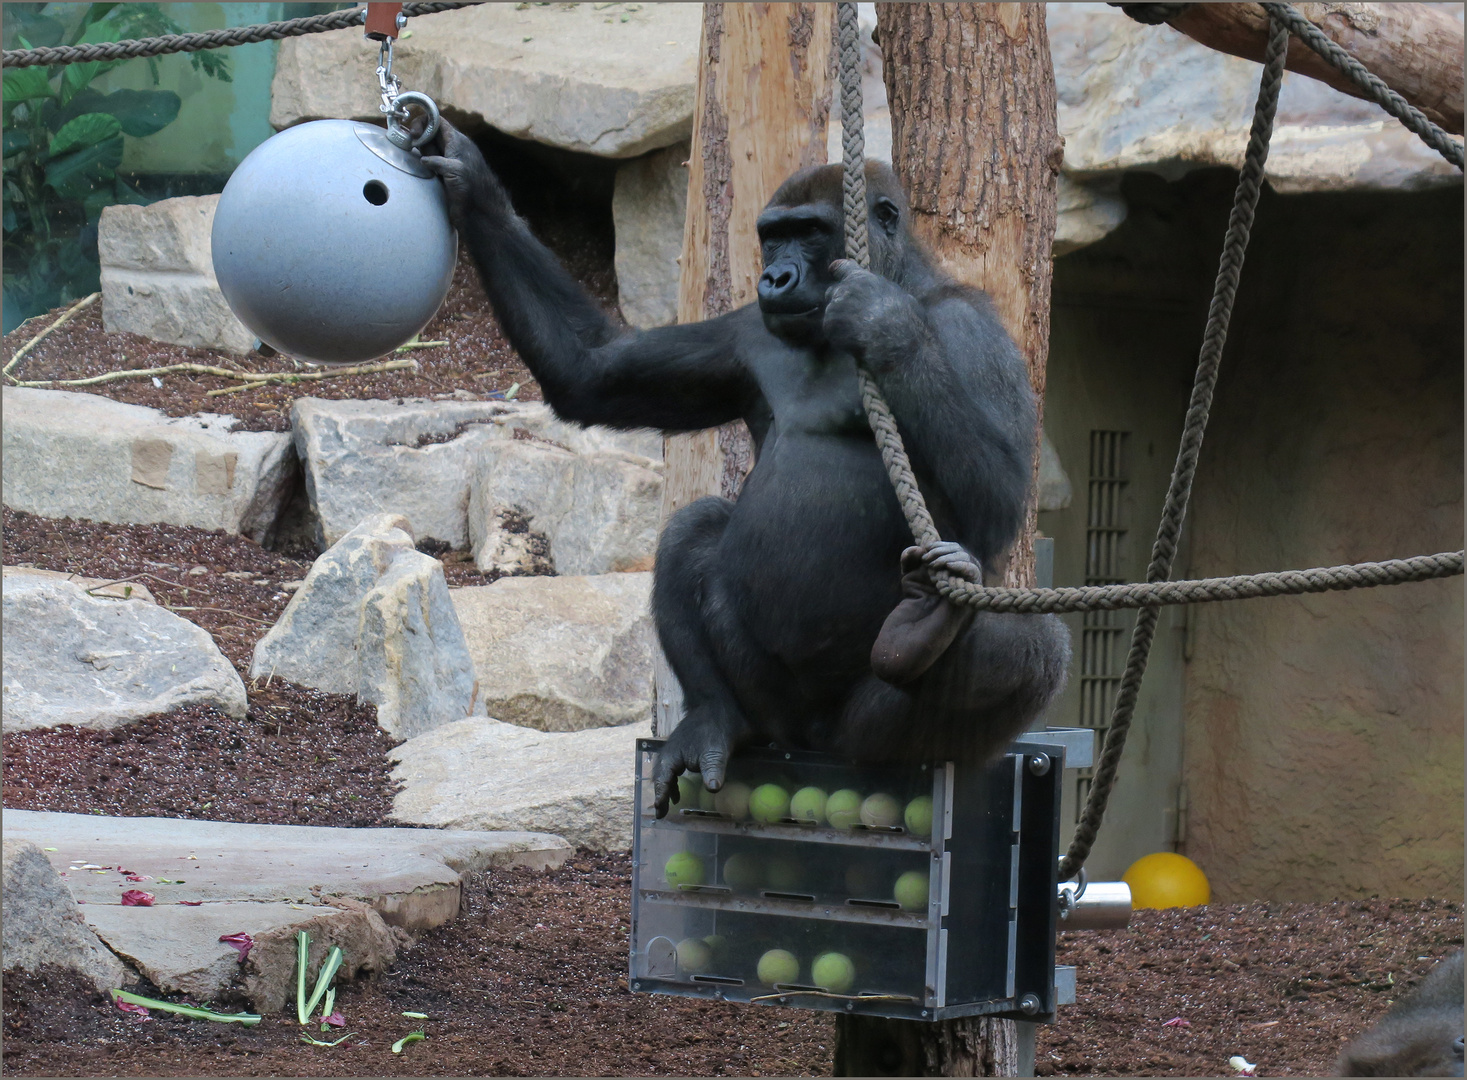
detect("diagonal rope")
[1,3,479,69]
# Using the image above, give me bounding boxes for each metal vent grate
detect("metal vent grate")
[1076,431,1130,820]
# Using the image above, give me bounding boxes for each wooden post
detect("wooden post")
[833,4,1062,1075]
[653,2,835,737]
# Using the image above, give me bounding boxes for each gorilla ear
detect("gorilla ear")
[874,195,900,234]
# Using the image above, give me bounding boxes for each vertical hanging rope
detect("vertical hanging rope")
[1058,14,1290,880]
[837,1,871,271]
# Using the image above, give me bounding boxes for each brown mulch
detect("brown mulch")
[2,855,1459,1077]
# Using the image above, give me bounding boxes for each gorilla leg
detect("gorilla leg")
[832,612,1071,767]
[651,497,794,814]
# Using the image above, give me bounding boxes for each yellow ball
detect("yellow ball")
[1122,852,1211,909]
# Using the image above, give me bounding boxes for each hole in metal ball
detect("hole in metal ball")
[363,180,389,206]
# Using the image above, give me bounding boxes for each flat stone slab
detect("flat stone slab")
[393,718,651,852]
[2,809,571,932]
[82,900,400,1013]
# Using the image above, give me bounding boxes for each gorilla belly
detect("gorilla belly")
[720,431,908,667]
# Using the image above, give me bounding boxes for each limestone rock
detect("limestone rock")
[1038,429,1074,513]
[292,396,660,551]
[250,514,477,739]
[2,574,246,733]
[614,142,690,329]
[1,387,296,543]
[271,3,701,159]
[82,900,397,1012]
[2,840,128,992]
[452,573,655,732]
[392,718,652,852]
[468,438,662,577]
[1047,3,1463,193]
[99,195,256,354]
[3,566,155,604]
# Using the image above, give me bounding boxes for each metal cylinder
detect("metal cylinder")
[1058,881,1132,931]
[212,119,456,365]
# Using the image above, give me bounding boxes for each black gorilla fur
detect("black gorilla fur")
[424,122,1071,816]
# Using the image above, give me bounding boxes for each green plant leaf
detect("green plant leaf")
[100,88,181,137]
[50,113,121,157]
[296,930,310,1025]
[3,68,53,104]
[59,63,101,109]
[110,989,261,1025]
[3,129,32,158]
[43,133,122,200]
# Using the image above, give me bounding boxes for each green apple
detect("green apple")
[826,788,863,829]
[811,951,856,994]
[676,937,712,972]
[789,786,828,825]
[904,795,934,838]
[749,783,791,824]
[713,781,752,820]
[765,856,804,892]
[894,870,930,911]
[756,948,800,986]
[663,851,707,889]
[860,792,903,829]
[722,852,764,891]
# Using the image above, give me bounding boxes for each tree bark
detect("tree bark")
[654,2,834,737]
[831,4,1060,1074]
[1159,2,1464,135]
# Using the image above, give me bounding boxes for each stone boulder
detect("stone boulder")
[392,718,652,852]
[291,396,661,552]
[468,438,661,577]
[271,3,701,159]
[2,574,247,733]
[1,387,296,544]
[451,572,655,732]
[99,194,256,354]
[2,840,128,992]
[250,514,477,739]
[613,142,690,328]
[1047,2,1463,193]
[3,566,156,604]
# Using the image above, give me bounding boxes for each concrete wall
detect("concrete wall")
[1179,183,1463,901]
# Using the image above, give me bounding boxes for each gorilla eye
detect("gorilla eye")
[874,196,899,231]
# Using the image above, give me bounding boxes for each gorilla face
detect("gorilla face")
[755,201,844,343]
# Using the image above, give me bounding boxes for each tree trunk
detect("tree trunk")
[1160,2,1464,135]
[654,2,834,737]
[832,4,1061,1074]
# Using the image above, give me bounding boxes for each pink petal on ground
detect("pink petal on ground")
[120,890,155,906]
[1162,1017,1191,1028]
[179,900,203,906]
[219,932,254,962]
[325,1012,346,1027]
[115,1000,150,1018]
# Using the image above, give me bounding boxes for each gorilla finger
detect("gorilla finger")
[829,258,861,280]
[699,748,729,792]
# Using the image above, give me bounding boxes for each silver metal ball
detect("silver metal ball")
[211,119,456,365]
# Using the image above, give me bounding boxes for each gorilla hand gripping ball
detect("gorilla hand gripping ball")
[211,120,456,365]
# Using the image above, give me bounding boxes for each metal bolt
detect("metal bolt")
[1019,993,1041,1015]
[845,1002,854,1011]
[921,1010,929,1018]
[633,981,642,991]
[1027,753,1052,776]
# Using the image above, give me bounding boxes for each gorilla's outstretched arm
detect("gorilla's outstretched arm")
[423,122,761,432]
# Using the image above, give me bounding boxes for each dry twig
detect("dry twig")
[4,292,101,379]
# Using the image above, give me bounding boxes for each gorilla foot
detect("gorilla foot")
[652,703,752,819]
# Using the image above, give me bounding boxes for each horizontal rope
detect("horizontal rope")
[2,3,478,69]
[934,551,1464,614]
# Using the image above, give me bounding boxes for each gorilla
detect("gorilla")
[423,121,1070,815]
[1337,951,1464,1077]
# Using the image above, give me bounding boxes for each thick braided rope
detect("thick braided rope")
[1261,2,1464,170]
[1057,16,1292,880]
[2,3,478,68]
[837,2,871,273]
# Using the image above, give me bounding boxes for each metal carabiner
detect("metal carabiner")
[384,90,440,151]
